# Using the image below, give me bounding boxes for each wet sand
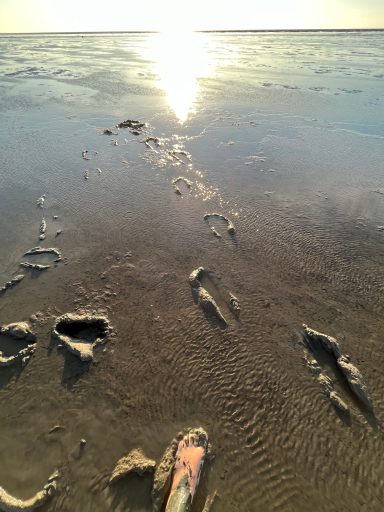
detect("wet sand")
[0,31,384,511]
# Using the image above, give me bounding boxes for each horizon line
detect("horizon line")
[0,28,383,35]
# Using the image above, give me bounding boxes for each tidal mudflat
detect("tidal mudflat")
[0,30,384,511]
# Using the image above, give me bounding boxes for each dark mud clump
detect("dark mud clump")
[116,119,146,135]
[52,312,111,362]
[103,128,117,136]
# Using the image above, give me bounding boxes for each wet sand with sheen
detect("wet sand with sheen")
[0,31,384,511]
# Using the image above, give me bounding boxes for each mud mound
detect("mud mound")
[109,448,156,484]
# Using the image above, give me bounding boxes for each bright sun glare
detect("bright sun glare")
[144,30,216,123]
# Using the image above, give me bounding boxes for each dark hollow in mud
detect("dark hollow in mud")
[0,334,29,357]
[109,473,153,511]
[55,320,107,342]
[23,253,59,265]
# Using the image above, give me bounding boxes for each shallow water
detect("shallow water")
[0,31,384,511]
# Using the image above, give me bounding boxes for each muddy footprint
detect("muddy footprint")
[52,312,111,362]
[303,349,349,415]
[172,177,192,196]
[204,213,235,239]
[21,247,62,271]
[142,136,161,150]
[189,267,240,327]
[0,321,37,368]
[302,324,373,416]
[169,149,191,165]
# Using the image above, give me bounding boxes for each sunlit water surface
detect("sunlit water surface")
[0,31,384,512]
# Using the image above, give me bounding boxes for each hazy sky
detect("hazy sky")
[0,0,383,32]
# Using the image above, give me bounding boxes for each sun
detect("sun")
[141,29,216,123]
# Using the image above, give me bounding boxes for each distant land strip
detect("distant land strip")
[0,28,383,36]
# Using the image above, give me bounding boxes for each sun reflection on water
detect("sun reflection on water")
[144,31,216,123]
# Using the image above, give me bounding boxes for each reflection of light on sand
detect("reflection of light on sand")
[145,31,215,123]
